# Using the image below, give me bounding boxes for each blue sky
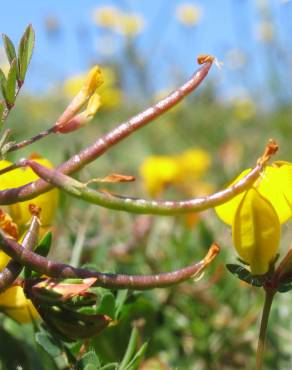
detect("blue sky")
[0,0,291,104]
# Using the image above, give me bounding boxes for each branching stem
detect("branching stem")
[0,232,220,290]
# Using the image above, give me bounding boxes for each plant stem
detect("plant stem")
[255,289,276,370]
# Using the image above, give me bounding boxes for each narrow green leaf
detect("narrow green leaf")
[99,364,119,370]
[0,68,7,101]
[74,351,100,370]
[18,24,35,82]
[115,289,128,320]
[278,283,292,293]
[0,101,4,118]
[5,59,17,105]
[35,231,53,257]
[96,292,116,318]
[2,34,17,65]
[119,327,139,370]
[124,342,148,370]
[226,264,263,287]
[35,331,63,357]
[24,232,52,278]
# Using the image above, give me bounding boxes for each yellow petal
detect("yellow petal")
[139,156,178,197]
[7,158,59,227]
[232,188,280,275]
[0,251,10,271]
[215,168,251,225]
[256,166,292,223]
[0,286,40,323]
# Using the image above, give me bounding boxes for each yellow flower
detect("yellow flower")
[175,3,202,27]
[116,13,145,36]
[140,156,179,197]
[255,21,275,43]
[232,188,280,275]
[216,162,292,275]
[175,148,211,182]
[0,156,59,323]
[233,97,256,121]
[0,156,59,228]
[63,67,122,110]
[0,286,40,323]
[92,6,121,29]
[140,148,211,197]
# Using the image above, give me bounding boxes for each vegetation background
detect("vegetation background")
[0,1,292,369]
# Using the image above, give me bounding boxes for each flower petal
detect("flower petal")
[215,169,250,225]
[232,188,280,275]
[256,166,292,223]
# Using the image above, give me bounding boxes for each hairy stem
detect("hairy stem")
[0,61,213,204]
[23,158,266,215]
[0,232,219,290]
[0,215,39,292]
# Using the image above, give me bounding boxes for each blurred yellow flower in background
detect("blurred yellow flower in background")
[255,21,275,43]
[175,3,202,27]
[175,148,211,182]
[232,96,256,121]
[116,13,145,36]
[140,148,212,197]
[92,6,120,29]
[92,6,145,37]
[140,156,178,197]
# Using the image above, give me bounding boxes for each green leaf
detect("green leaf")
[0,101,4,118]
[99,364,119,370]
[35,231,53,257]
[115,289,128,320]
[74,350,100,370]
[25,232,52,278]
[119,327,139,370]
[5,59,17,105]
[278,283,292,293]
[2,34,17,66]
[18,24,35,82]
[0,68,7,101]
[96,292,116,318]
[35,331,63,357]
[123,342,148,370]
[226,264,263,287]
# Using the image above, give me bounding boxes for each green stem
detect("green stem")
[255,289,276,370]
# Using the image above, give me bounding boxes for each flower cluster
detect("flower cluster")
[92,6,145,36]
[140,148,212,197]
[216,162,292,275]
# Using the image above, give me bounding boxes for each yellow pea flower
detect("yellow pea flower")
[175,148,211,183]
[0,155,59,324]
[0,286,40,323]
[140,156,179,197]
[215,162,292,275]
[140,148,212,198]
[175,3,202,27]
[0,156,59,228]
[232,188,280,275]
[216,162,292,225]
